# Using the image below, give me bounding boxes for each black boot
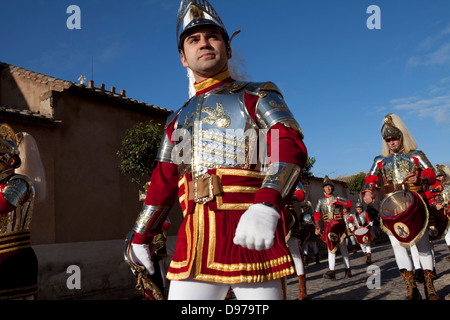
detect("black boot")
[414,269,424,283]
[323,270,336,280]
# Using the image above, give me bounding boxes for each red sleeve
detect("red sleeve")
[347,215,354,223]
[314,211,321,224]
[294,189,305,202]
[0,192,15,216]
[365,212,371,223]
[133,161,179,245]
[421,168,436,186]
[254,124,307,210]
[244,92,308,211]
[363,174,379,194]
[337,198,352,208]
[425,181,443,201]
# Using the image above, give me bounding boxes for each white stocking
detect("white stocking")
[287,237,304,275]
[168,278,283,300]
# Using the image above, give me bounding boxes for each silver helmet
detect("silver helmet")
[381,113,402,139]
[0,123,21,171]
[176,0,229,51]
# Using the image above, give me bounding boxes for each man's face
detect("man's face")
[180,27,230,80]
[356,207,363,214]
[384,136,402,153]
[323,185,333,195]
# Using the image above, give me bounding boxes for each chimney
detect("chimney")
[100,83,105,91]
[120,89,126,97]
[88,80,94,88]
[111,86,116,94]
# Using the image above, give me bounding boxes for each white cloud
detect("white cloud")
[389,92,450,124]
[408,24,450,67]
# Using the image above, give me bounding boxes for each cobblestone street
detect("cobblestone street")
[285,238,450,300]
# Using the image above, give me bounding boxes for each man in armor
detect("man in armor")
[300,201,320,266]
[343,207,358,254]
[347,202,373,265]
[125,0,307,300]
[284,181,308,300]
[0,124,40,299]
[363,113,439,300]
[314,176,353,280]
[428,164,450,261]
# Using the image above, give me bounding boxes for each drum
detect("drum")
[378,190,428,247]
[437,183,450,216]
[428,206,450,242]
[302,213,314,226]
[321,219,346,253]
[379,190,414,217]
[354,227,373,245]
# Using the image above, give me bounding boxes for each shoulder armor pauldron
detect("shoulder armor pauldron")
[155,108,183,164]
[247,82,303,138]
[2,174,34,207]
[368,155,384,175]
[410,150,433,170]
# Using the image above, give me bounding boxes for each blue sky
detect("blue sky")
[1,0,450,178]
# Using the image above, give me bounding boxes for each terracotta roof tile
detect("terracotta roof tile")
[0,61,173,115]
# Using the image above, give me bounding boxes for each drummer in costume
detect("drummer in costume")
[430,164,450,261]
[347,202,373,265]
[410,164,449,282]
[363,113,439,300]
[125,0,307,300]
[300,200,320,266]
[343,207,358,254]
[314,176,353,280]
[285,181,308,300]
[0,124,45,299]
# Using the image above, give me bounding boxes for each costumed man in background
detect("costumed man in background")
[314,176,353,280]
[427,164,450,262]
[363,113,439,300]
[347,202,373,265]
[300,200,320,266]
[343,206,358,254]
[409,163,449,283]
[125,0,307,300]
[0,124,46,300]
[284,181,308,300]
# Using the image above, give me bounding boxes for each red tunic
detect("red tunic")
[134,73,307,283]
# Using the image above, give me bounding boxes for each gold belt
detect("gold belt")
[188,173,222,204]
[384,183,423,194]
[0,230,31,254]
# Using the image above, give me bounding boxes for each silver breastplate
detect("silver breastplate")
[173,84,259,178]
[381,152,418,187]
[316,196,338,220]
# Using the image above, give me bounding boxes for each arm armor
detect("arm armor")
[261,162,301,198]
[249,82,303,198]
[154,110,181,164]
[364,155,384,192]
[132,204,170,236]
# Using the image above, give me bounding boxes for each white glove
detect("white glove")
[233,203,280,251]
[131,243,155,275]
